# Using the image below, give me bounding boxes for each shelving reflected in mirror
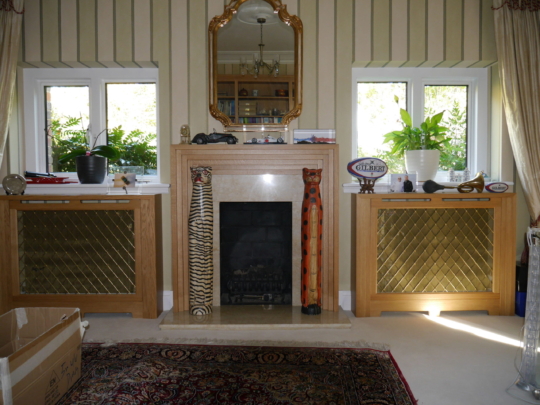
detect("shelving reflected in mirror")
[209,0,303,132]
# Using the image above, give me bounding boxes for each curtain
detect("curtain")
[0,0,24,169]
[493,0,540,222]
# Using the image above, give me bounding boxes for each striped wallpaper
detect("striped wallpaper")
[354,0,496,68]
[16,0,497,291]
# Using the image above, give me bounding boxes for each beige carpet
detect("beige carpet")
[83,309,526,405]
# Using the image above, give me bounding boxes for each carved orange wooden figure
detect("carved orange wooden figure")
[301,168,323,315]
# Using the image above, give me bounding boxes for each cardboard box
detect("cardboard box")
[0,308,84,405]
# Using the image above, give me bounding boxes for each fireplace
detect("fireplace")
[170,144,339,313]
[220,202,293,305]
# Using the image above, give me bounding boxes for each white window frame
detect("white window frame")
[351,68,489,182]
[23,68,159,181]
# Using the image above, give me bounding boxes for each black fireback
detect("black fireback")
[220,202,292,305]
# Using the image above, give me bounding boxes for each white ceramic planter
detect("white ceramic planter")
[405,150,440,182]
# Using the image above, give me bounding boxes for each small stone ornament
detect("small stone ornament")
[180,125,191,144]
[463,167,471,181]
[448,168,455,182]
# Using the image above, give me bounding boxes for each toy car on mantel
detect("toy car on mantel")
[250,135,285,144]
[192,131,238,144]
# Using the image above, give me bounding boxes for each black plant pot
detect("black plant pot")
[76,155,107,184]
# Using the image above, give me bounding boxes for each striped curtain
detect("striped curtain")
[0,0,24,169]
[493,0,540,222]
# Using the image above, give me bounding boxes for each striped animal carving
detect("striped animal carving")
[301,168,323,315]
[188,166,214,315]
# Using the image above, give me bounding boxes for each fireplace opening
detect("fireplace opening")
[220,202,292,305]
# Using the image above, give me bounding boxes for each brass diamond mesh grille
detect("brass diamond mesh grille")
[18,210,136,294]
[377,208,494,293]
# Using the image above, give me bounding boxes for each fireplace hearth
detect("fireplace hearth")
[220,202,292,305]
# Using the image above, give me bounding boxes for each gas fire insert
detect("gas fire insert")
[220,202,292,305]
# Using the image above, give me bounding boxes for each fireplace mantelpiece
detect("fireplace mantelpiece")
[170,144,339,313]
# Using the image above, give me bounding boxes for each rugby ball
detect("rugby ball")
[347,157,388,179]
[485,182,509,193]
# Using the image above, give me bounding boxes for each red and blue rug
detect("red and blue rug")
[58,343,417,404]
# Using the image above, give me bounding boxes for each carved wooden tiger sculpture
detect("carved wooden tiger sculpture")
[301,168,323,315]
[188,166,214,315]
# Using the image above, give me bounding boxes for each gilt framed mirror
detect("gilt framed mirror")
[209,0,303,132]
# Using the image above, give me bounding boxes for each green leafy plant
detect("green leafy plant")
[383,108,451,159]
[50,116,157,174]
[107,126,157,171]
[57,124,121,165]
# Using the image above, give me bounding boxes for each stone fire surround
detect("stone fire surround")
[170,144,339,314]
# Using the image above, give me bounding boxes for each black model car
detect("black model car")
[192,131,238,144]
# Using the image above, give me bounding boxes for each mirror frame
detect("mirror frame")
[209,0,303,132]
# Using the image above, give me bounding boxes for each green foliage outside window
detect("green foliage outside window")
[427,100,467,171]
[50,117,157,174]
[356,84,468,173]
[424,85,468,171]
[107,126,157,173]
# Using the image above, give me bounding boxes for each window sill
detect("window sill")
[342,181,514,194]
[1,182,170,196]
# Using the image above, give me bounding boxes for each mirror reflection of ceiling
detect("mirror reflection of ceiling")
[217,0,294,64]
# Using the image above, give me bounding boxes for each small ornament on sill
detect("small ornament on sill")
[113,172,136,188]
[180,125,191,144]
[463,167,471,181]
[346,157,388,194]
[485,182,509,193]
[448,168,455,182]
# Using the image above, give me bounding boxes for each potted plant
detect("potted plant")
[58,129,120,184]
[383,108,450,182]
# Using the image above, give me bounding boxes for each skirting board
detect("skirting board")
[160,291,174,312]
[159,291,353,312]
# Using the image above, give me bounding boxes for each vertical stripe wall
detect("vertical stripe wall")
[353,0,496,68]
[16,0,497,292]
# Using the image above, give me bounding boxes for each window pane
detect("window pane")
[106,83,157,175]
[46,86,90,173]
[424,85,468,171]
[356,82,407,173]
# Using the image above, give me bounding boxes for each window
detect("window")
[24,68,159,178]
[424,85,468,171]
[44,85,90,173]
[352,68,488,181]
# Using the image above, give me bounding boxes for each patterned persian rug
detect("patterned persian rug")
[58,343,417,405]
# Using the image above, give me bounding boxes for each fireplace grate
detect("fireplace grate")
[225,265,291,304]
[220,202,293,305]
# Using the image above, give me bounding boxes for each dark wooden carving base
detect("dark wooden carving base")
[302,304,322,315]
